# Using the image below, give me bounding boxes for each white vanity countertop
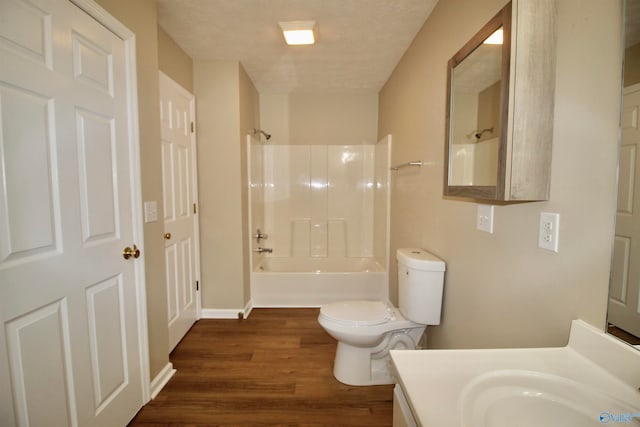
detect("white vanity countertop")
[390,320,640,427]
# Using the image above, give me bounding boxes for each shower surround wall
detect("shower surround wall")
[250,136,391,307]
[264,144,375,259]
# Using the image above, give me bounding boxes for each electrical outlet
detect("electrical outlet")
[477,204,494,234]
[538,212,559,252]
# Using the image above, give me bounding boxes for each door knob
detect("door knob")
[122,244,140,260]
[164,232,172,240]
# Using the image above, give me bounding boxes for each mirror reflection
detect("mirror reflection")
[448,27,503,186]
[608,0,640,347]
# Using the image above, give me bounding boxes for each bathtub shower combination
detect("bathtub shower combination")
[248,135,392,307]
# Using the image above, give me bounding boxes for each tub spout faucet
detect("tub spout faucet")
[254,247,273,254]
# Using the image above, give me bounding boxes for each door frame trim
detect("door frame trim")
[70,0,151,404]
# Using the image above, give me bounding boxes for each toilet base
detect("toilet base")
[332,327,425,386]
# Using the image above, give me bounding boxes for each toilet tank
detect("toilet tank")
[396,248,446,325]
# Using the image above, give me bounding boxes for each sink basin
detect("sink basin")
[459,370,640,427]
[391,320,640,427]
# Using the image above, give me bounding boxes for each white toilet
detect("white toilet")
[318,248,445,386]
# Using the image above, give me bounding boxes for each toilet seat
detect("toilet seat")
[320,300,395,326]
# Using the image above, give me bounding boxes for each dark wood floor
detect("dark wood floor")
[607,324,640,345]
[128,308,393,426]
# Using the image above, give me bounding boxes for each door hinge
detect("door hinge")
[191,121,194,133]
[193,203,197,214]
[196,280,199,291]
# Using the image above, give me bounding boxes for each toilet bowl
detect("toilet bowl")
[318,300,426,385]
[318,248,446,386]
[318,300,422,347]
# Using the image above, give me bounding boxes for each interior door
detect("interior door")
[609,83,640,338]
[0,0,145,425]
[159,72,200,351]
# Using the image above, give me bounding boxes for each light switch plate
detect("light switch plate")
[144,201,158,223]
[539,212,559,252]
[477,204,494,234]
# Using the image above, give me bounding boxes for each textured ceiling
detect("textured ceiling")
[156,0,439,94]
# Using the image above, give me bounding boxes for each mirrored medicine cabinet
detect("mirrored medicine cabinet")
[444,0,556,201]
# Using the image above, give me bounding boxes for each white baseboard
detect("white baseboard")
[201,300,253,319]
[200,308,241,319]
[244,300,253,318]
[149,362,176,399]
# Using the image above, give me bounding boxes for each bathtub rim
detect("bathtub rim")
[250,259,389,308]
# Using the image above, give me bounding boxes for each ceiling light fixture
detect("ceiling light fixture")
[279,20,316,45]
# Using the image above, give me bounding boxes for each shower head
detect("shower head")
[253,128,271,141]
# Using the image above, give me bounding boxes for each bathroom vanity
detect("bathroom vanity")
[390,320,640,427]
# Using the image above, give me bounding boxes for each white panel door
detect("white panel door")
[159,72,200,351]
[0,0,145,425]
[610,84,640,337]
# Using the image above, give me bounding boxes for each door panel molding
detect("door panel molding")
[0,1,150,425]
[159,71,201,351]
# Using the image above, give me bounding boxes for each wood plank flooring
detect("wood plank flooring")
[128,308,394,426]
[607,324,640,345]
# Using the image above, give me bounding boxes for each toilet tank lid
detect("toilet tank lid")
[396,248,446,271]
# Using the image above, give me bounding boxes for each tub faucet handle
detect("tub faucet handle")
[253,247,273,254]
[253,228,268,241]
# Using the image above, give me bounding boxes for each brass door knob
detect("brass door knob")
[164,232,172,240]
[122,244,140,260]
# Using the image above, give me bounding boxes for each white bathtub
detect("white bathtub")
[250,257,388,307]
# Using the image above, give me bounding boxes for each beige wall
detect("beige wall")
[158,26,194,93]
[260,93,378,145]
[194,61,258,311]
[379,0,623,349]
[94,0,169,378]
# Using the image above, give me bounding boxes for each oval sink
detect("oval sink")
[459,370,640,427]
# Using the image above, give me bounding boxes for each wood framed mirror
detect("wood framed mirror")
[444,5,510,200]
[444,0,556,202]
